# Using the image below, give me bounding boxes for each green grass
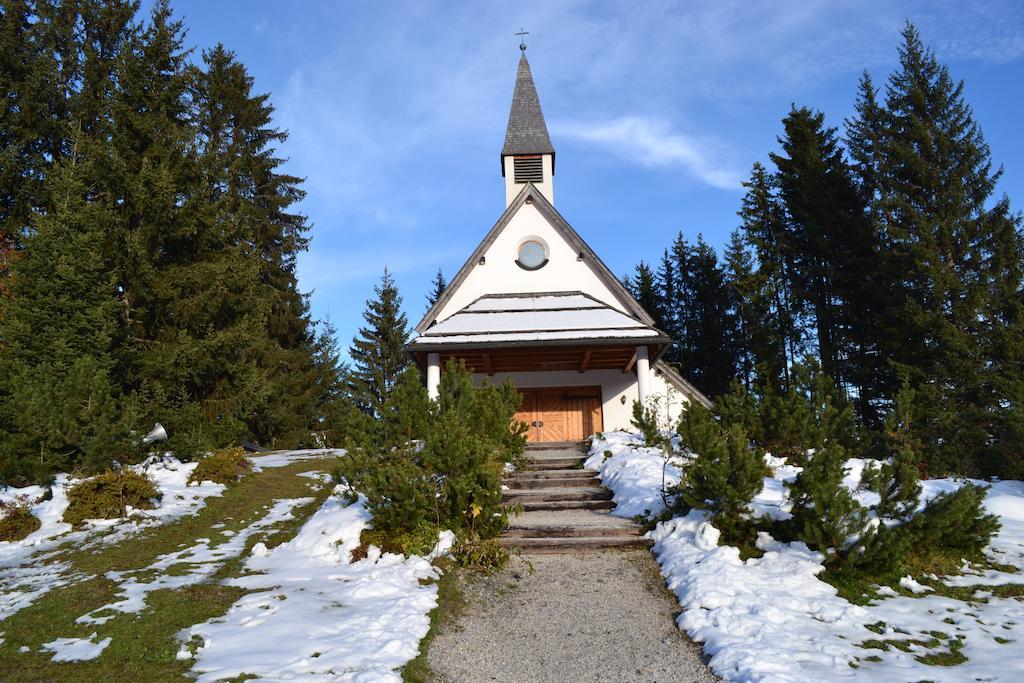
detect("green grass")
[0,456,341,682]
[401,558,466,683]
[821,543,1024,605]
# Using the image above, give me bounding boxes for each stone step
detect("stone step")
[510,467,598,479]
[513,499,616,512]
[502,525,643,539]
[506,476,599,490]
[525,441,587,452]
[503,487,612,503]
[498,536,653,553]
[525,458,585,471]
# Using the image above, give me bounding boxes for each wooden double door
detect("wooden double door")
[514,386,604,443]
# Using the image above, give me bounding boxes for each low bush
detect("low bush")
[908,484,1000,559]
[189,447,252,486]
[335,361,526,560]
[450,538,509,574]
[0,501,41,541]
[63,469,161,525]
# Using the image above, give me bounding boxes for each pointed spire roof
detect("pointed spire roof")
[501,54,555,164]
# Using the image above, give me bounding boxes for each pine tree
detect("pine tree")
[426,268,447,308]
[863,382,922,522]
[677,403,767,545]
[0,138,128,482]
[349,269,411,416]
[786,442,869,569]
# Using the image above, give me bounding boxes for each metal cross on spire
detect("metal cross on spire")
[515,28,529,52]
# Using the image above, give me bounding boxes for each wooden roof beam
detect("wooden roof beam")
[579,348,592,374]
[623,349,637,374]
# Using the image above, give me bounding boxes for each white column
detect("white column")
[636,346,650,404]
[426,353,441,401]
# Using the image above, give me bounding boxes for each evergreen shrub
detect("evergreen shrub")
[335,361,526,560]
[189,447,253,486]
[908,484,1000,560]
[675,402,768,546]
[63,470,160,525]
[0,501,41,541]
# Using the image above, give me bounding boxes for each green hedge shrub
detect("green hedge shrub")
[63,469,160,525]
[189,447,253,486]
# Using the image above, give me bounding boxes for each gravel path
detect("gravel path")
[427,550,717,682]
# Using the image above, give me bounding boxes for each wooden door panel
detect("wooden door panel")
[514,387,604,443]
[514,390,537,442]
[588,398,603,435]
[536,390,568,442]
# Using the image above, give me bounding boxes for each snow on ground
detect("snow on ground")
[248,449,343,471]
[584,432,688,518]
[0,457,225,622]
[74,497,313,628]
[179,487,445,682]
[41,632,112,662]
[588,431,1024,682]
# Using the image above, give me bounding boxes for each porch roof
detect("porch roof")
[408,291,669,351]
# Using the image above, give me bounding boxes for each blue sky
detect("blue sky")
[167,0,1024,351]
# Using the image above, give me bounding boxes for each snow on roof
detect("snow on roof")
[410,292,664,347]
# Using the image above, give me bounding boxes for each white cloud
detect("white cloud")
[556,116,742,190]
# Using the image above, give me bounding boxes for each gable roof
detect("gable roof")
[414,182,658,334]
[410,291,667,349]
[653,360,713,409]
[501,54,554,171]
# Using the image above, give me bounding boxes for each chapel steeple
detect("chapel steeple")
[501,45,555,207]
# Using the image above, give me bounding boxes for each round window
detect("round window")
[517,240,548,270]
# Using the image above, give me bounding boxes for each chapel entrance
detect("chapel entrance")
[514,386,603,443]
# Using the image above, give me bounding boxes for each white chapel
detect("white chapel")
[409,49,709,442]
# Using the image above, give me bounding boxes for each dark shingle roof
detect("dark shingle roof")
[501,54,555,163]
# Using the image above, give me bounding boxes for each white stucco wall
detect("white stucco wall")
[435,202,629,323]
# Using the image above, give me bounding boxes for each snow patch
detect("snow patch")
[41,632,111,662]
[181,488,443,682]
[247,449,343,471]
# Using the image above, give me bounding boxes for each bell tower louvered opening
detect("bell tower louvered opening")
[513,156,544,184]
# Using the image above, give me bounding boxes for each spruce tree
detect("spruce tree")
[724,230,767,391]
[625,261,663,330]
[656,247,680,361]
[0,139,128,482]
[738,163,798,391]
[875,23,1013,474]
[180,43,327,448]
[349,269,411,416]
[681,236,737,397]
[426,268,447,308]
[771,107,874,395]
